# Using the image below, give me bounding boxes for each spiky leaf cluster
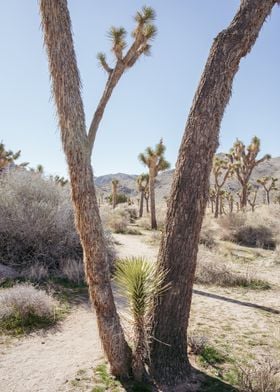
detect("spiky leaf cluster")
[97,6,156,73]
[0,142,21,171]
[114,257,169,319]
[139,139,170,175]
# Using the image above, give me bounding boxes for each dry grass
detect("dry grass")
[238,358,280,392]
[196,248,270,289]
[0,284,59,334]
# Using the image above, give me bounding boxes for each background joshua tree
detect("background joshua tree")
[257,176,278,205]
[40,0,156,377]
[136,173,149,218]
[224,190,234,214]
[212,156,233,218]
[0,142,26,172]
[228,137,271,209]
[208,188,216,214]
[149,0,278,387]
[139,139,170,229]
[247,183,259,212]
[111,179,119,209]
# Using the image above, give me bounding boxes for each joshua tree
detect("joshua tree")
[247,183,259,212]
[208,188,216,214]
[111,179,119,209]
[40,0,156,377]
[139,139,170,229]
[0,142,22,172]
[136,173,149,217]
[224,190,234,214]
[114,257,168,381]
[227,137,270,209]
[149,1,278,387]
[212,156,233,218]
[257,176,278,205]
[144,188,150,213]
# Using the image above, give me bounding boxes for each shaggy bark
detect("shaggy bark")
[149,0,277,387]
[40,0,131,377]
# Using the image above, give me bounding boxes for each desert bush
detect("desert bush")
[0,170,82,270]
[125,206,138,222]
[199,228,216,248]
[196,249,269,289]
[59,259,85,285]
[238,359,280,392]
[232,225,276,249]
[188,334,208,355]
[0,171,116,280]
[108,207,129,233]
[219,209,277,249]
[0,284,58,334]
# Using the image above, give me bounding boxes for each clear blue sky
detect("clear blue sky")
[1,1,279,177]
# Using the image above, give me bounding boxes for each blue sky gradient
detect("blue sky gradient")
[1,1,279,176]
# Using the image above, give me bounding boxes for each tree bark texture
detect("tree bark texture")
[40,0,131,377]
[139,191,144,218]
[149,0,277,387]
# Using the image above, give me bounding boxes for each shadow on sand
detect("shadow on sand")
[193,289,280,315]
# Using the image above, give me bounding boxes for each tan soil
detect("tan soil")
[0,232,279,391]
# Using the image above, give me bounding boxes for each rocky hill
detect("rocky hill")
[95,157,280,202]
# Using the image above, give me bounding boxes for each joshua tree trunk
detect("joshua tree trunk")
[145,193,149,213]
[241,183,248,209]
[40,0,131,377]
[149,0,277,387]
[149,168,157,229]
[139,191,144,218]
[214,192,220,218]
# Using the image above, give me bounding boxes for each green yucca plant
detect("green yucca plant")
[114,257,169,381]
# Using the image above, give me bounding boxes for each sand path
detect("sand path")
[0,233,156,392]
[0,233,279,391]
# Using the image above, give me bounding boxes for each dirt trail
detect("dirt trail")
[0,233,155,392]
[1,233,279,391]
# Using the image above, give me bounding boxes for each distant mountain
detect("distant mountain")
[94,157,280,201]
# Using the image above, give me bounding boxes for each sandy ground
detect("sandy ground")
[0,232,279,391]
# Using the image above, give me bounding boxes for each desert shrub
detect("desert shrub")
[101,206,130,233]
[0,170,82,270]
[125,206,138,222]
[196,250,269,289]
[107,193,128,205]
[137,216,151,230]
[199,229,216,248]
[59,259,85,285]
[238,359,280,392]
[188,334,208,355]
[0,284,59,334]
[219,208,278,249]
[0,171,116,280]
[232,225,276,249]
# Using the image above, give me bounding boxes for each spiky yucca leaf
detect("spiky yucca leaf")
[135,6,156,24]
[114,257,168,319]
[108,26,127,48]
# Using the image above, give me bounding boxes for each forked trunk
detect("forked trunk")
[40,0,131,377]
[149,0,277,387]
[149,169,157,229]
